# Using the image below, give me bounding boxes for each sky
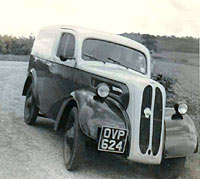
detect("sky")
[0,0,199,37]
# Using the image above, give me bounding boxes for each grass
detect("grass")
[153,51,199,66]
[0,54,29,62]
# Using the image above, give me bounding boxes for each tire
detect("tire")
[154,157,186,179]
[24,84,39,125]
[63,107,85,171]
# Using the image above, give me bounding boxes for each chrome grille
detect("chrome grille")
[152,88,163,155]
[139,86,163,155]
[139,85,152,154]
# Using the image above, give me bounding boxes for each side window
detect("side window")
[57,33,75,58]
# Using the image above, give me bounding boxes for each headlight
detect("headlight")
[178,103,188,115]
[97,83,110,98]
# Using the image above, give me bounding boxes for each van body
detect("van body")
[22,26,198,171]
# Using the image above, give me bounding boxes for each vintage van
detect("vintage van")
[22,26,198,175]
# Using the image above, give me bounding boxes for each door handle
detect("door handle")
[47,62,52,67]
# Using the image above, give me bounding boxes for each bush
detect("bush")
[0,35,35,55]
[141,34,158,52]
[152,73,178,106]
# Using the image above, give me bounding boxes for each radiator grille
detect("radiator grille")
[139,86,163,155]
[152,88,163,155]
[139,85,152,154]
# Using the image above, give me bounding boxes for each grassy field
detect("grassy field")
[152,51,199,66]
[152,51,199,179]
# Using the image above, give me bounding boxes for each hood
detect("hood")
[78,61,160,90]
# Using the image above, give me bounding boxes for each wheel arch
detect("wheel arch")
[22,69,39,106]
[22,75,33,96]
[54,90,131,146]
[54,97,79,131]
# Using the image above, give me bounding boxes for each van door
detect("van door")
[45,32,77,119]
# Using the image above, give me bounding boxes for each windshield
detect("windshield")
[82,39,147,74]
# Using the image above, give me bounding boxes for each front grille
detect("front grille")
[139,85,152,154]
[139,86,163,155]
[152,88,163,155]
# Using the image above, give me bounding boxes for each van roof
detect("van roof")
[41,25,149,55]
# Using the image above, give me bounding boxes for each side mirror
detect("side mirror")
[59,54,75,61]
[59,54,67,61]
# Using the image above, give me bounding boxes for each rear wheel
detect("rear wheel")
[24,84,39,125]
[63,107,85,171]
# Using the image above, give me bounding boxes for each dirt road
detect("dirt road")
[0,61,199,179]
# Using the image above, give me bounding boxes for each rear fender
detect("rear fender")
[22,69,39,106]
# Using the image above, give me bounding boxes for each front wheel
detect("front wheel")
[63,107,85,171]
[24,84,39,125]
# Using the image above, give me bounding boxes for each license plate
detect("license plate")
[98,126,128,154]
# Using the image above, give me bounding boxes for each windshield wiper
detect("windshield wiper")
[83,54,128,69]
[108,57,128,69]
[83,53,105,63]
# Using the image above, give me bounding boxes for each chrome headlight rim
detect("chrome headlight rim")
[178,103,188,115]
[96,83,110,98]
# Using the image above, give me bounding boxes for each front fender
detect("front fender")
[164,107,198,158]
[71,90,130,141]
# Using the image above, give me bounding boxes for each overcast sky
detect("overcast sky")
[0,0,199,37]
